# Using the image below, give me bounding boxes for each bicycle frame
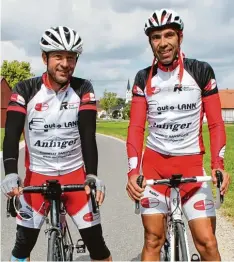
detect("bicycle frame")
[166,186,191,261]
[18,179,98,261]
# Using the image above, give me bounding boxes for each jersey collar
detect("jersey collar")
[146,51,185,96]
[157,58,179,72]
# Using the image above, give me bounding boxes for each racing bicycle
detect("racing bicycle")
[7,179,99,261]
[135,171,224,262]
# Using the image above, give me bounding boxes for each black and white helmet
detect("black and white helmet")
[144,9,184,36]
[40,26,83,55]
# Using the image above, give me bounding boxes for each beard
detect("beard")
[47,68,71,87]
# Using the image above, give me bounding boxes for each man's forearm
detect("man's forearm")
[3,111,25,175]
[78,110,98,175]
[203,94,226,169]
[127,96,147,177]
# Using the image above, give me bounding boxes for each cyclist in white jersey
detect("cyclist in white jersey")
[1,26,112,261]
[126,9,230,261]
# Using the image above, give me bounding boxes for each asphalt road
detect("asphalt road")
[0,134,222,261]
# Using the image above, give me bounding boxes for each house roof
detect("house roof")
[219,90,234,109]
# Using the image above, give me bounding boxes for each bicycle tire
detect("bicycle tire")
[63,224,73,261]
[47,230,64,261]
[175,221,189,261]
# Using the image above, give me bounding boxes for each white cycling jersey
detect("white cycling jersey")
[7,73,96,176]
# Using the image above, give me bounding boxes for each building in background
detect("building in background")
[125,79,132,103]
[219,89,234,123]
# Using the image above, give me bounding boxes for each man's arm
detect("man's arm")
[3,84,27,175]
[78,109,98,175]
[78,80,98,175]
[201,63,226,170]
[3,111,25,175]
[203,94,226,170]
[126,71,147,176]
[126,70,148,201]
[127,95,147,177]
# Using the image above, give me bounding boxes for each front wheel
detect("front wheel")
[175,221,189,261]
[47,230,64,261]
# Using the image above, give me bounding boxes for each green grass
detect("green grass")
[97,121,234,221]
[1,128,5,150]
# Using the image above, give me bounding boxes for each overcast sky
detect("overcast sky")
[1,0,234,98]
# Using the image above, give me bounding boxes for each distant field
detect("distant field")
[97,121,234,220]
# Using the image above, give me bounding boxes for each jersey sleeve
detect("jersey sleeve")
[7,82,28,115]
[126,70,147,177]
[3,82,27,175]
[201,63,226,170]
[79,80,97,111]
[78,80,98,175]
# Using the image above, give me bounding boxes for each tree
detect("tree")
[123,101,131,120]
[0,60,35,88]
[99,90,118,116]
[116,97,126,108]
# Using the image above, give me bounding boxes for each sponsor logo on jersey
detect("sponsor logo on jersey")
[35,103,49,111]
[133,85,144,96]
[178,103,196,110]
[194,200,214,211]
[154,103,196,115]
[34,136,79,149]
[204,79,217,92]
[83,212,100,222]
[10,93,25,105]
[17,211,33,220]
[173,84,195,92]
[173,84,183,92]
[150,122,192,132]
[128,157,138,172]
[149,190,159,197]
[29,118,78,132]
[151,86,161,94]
[81,92,96,103]
[141,197,159,208]
[60,102,79,110]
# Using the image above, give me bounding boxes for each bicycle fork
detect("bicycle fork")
[168,187,191,261]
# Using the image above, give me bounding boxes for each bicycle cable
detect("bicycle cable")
[13,195,46,221]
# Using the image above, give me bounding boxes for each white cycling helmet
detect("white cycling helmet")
[144,9,184,36]
[40,26,83,55]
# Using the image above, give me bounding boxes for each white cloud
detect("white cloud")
[1,0,234,98]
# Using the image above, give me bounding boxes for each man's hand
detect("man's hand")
[126,174,146,201]
[211,169,230,195]
[0,173,22,198]
[84,174,106,206]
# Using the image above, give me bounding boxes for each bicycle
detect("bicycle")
[7,179,99,261]
[135,170,224,262]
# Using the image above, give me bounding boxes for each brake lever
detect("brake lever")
[216,170,224,204]
[135,175,144,215]
[89,181,99,214]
